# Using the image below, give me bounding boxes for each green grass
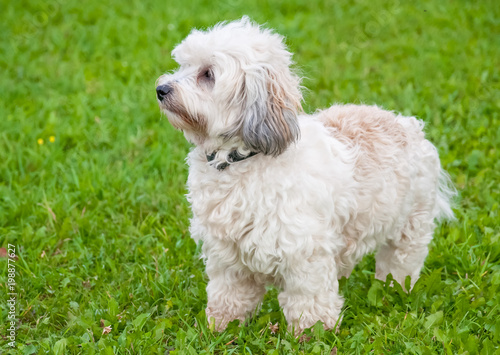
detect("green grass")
[1,0,499,353]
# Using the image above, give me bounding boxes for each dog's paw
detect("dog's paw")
[206,309,244,332]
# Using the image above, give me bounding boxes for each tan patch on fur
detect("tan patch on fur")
[317,105,424,189]
[318,105,412,161]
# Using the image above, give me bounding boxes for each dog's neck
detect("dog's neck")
[192,135,260,171]
[205,149,259,171]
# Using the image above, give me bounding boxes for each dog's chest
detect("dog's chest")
[188,158,273,238]
[189,170,285,275]
[236,234,282,276]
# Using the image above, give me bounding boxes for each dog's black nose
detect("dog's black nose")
[156,84,173,101]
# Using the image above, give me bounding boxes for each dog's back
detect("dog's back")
[317,104,453,220]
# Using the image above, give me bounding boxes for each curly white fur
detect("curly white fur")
[156,17,455,334]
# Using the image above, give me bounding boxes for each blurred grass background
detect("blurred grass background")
[0,0,499,353]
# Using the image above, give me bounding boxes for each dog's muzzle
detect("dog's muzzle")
[156,84,173,101]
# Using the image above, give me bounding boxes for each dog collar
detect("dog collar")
[206,150,259,171]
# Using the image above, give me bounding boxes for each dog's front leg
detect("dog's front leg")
[205,258,266,331]
[278,257,344,335]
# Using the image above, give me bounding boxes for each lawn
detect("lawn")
[1,0,499,353]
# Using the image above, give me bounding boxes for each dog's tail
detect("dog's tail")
[434,167,457,222]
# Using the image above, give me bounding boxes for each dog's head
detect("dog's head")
[156,17,302,155]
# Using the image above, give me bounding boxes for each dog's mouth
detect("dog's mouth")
[157,96,176,114]
[159,97,207,134]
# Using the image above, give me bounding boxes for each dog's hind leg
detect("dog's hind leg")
[337,262,356,280]
[375,216,435,291]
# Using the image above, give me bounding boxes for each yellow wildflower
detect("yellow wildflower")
[37,138,44,145]
[49,136,55,143]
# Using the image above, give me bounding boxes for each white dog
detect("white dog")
[156,17,455,333]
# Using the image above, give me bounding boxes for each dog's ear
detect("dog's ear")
[237,65,302,156]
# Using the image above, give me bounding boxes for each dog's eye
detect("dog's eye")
[199,68,215,84]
